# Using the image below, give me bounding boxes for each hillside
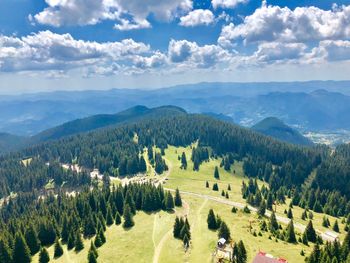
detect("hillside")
[0,132,29,153]
[32,105,186,142]
[252,117,313,146]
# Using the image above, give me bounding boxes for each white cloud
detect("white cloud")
[168,39,231,68]
[212,0,247,9]
[32,0,192,30]
[0,31,160,74]
[218,3,350,45]
[179,9,214,27]
[308,40,350,62]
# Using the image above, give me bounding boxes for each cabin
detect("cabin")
[213,238,232,262]
[252,252,288,263]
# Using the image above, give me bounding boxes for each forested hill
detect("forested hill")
[252,117,314,146]
[0,113,322,198]
[32,105,186,142]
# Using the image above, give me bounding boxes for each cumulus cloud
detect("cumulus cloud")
[308,40,350,62]
[218,3,350,45]
[212,0,248,9]
[168,39,231,68]
[179,9,214,27]
[32,0,192,30]
[0,31,160,74]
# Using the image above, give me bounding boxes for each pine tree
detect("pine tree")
[308,243,321,263]
[214,166,220,179]
[54,239,64,258]
[39,248,50,263]
[183,234,190,249]
[115,212,122,225]
[333,220,340,233]
[228,184,231,191]
[206,181,209,188]
[139,156,147,173]
[165,191,175,211]
[322,216,330,228]
[106,205,114,226]
[237,240,247,263]
[181,152,187,169]
[287,208,293,219]
[89,241,98,258]
[207,209,218,230]
[75,232,84,252]
[94,233,103,248]
[123,204,135,228]
[61,216,69,243]
[0,239,12,263]
[173,217,182,238]
[302,231,308,245]
[212,183,219,191]
[258,200,266,217]
[266,192,273,210]
[305,220,317,243]
[67,232,75,250]
[25,225,40,255]
[174,188,182,207]
[269,211,279,232]
[218,221,231,241]
[13,234,31,263]
[180,223,191,241]
[285,220,297,243]
[88,250,97,263]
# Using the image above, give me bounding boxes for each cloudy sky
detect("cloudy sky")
[1,0,350,94]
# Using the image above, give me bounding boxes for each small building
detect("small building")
[252,252,287,263]
[213,238,232,262]
[218,238,226,248]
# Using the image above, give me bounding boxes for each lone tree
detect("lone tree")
[181,152,187,169]
[13,234,31,263]
[123,204,135,228]
[218,221,231,241]
[206,181,209,188]
[39,248,50,263]
[285,220,297,243]
[214,166,220,179]
[54,238,64,258]
[174,188,182,207]
[304,220,317,243]
[207,209,218,230]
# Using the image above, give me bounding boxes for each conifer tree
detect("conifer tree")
[266,192,273,210]
[54,238,64,258]
[139,156,147,173]
[89,241,98,258]
[67,232,75,250]
[180,223,191,241]
[302,231,308,245]
[173,217,182,238]
[165,191,175,211]
[115,212,121,225]
[25,225,41,255]
[212,183,219,191]
[106,205,114,226]
[237,240,247,263]
[94,233,103,248]
[38,248,50,263]
[285,220,297,243]
[322,216,330,228]
[0,239,12,263]
[206,181,209,188]
[124,191,136,215]
[269,211,279,232]
[74,232,84,252]
[181,152,187,169]
[183,234,190,249]
[123,204,135,228]
[228,184,231,191]
[333,220,340,233]
[287,208,293,219]
[13,234,31,263]
[214,166,220,179]
[61,216,69,243]
[207,209,217,230]
[304,220,317,243]
[258,200,266,217]
[174,188,182,207]
[88,250,97,263]
[218,221,231,241]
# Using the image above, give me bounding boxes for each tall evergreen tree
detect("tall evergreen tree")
[115,212,122,225]
[38,248,50,263]
[285,220,297,243]
[54,239,64,258]
[139,156,147,173]
[333,220,340,233]
[25,225,41,255]
[88,250,97,263]
[237,240,247,263]
[258,200,266,217]
[287,208,293,219]
[269,211,279,232]
[123,204,135,228]
[106,205,114,226]
[174,188,182,207]
[165,191,175,211]
[207,209,218,230]
[218,221,231,241]
[305,220,317,243]
[74,232,84,252]
[181,152,187,170]
[13,234,31,263]
[214,166,220,179]
[0,239,12,263]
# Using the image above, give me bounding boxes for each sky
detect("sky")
[0,0,350,94]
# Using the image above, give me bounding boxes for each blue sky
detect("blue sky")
[0,0,350,94]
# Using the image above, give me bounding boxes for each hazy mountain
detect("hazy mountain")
[0,133,29,153]
[1,81,350,136]
[252,117,314,146]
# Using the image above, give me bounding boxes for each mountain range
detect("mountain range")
[0,81,350,136]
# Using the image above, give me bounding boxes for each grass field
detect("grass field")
[32,144,343,263]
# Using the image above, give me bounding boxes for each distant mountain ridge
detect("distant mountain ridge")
[252,117,314,146]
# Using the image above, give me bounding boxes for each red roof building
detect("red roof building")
[252,252,288,263]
